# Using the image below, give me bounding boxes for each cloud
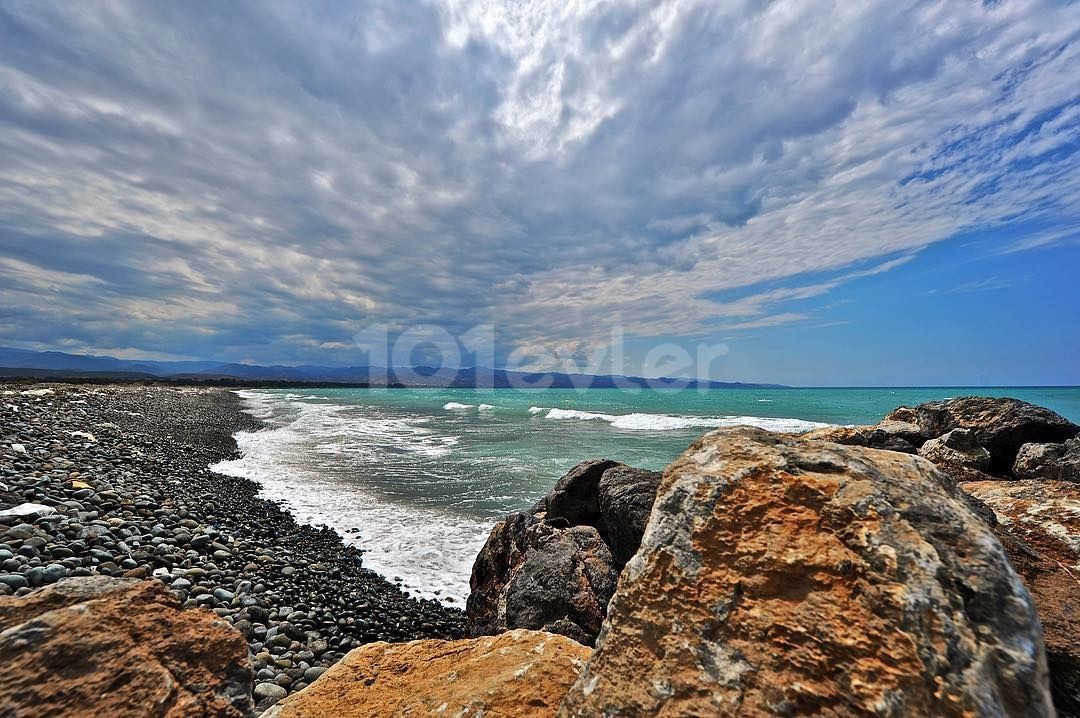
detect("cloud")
[0,0,1077,364]
[925,277,1018,295]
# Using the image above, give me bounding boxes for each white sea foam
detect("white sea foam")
[443,402,474,410]
[214,391,486,603]
[477,404,495,411]
[531,406,829,432]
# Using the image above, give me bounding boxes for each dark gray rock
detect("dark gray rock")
[889,396,1079,474]
[597,466,662,567]
[502,523,617,645]
[541,459,619,526]
[468,460,661,645]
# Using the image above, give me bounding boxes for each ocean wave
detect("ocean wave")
[530,406,829,432]
[443,402,474,410]
[215,391,483,602]
[478,403,495,411]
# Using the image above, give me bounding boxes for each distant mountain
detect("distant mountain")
[0,347,787,389]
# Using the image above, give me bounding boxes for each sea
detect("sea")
[210,386,1080,604]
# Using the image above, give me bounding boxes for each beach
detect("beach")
[0,383,464,704]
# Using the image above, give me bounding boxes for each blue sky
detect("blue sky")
[0,0,1078,385]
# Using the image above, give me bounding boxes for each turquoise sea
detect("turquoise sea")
[212,386,1080,603]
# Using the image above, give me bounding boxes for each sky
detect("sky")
[0,0,1078,386]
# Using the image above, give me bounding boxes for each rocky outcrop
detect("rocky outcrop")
[800,419,923,453]
[961,479,1080,716]
[888,397,1078,474]
[467,460,661,645]
[804,397,1079,483]
[918,427,992,471]
[559,428,1053,717]
[263,629,590,718]
[1014,438,1080,482]
[0,575,254,717]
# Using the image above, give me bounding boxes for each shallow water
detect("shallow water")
[211,386,1080,603]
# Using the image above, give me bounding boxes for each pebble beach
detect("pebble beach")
[0,383,465,709]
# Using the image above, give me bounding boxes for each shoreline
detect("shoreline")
[0,383,465,707]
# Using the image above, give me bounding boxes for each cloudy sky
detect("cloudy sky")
[1,0,1077,385]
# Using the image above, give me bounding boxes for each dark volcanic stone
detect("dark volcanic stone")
[889,396,1079,475]
[597,466,662,567]
[467,460,661,645]
[541,459,619,527]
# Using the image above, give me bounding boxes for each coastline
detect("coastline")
[0,383,464,706]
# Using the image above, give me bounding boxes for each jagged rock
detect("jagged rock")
[918,427,992,471]
[597,465,662,566]
[559,428,1052,717]
[0,576,254,717]
[541,459,619,525]
[800,420,922,453]
[961,479,1080,715]
[467,513,617,644]
[468,460,660,644]
[888,397,1079,474]
[1014,439,1080,482]
[263,629,591,718]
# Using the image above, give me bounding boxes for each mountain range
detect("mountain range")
[0,347,785,389]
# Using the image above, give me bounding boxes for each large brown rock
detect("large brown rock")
[0,575,254,717]
[888,397,1079,474]
[467,460,660,645]
[559,428,1052,717]
[961,479,1080,716]
[263,629,590,718]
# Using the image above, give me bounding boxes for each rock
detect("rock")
[889,396,1079,474]
[541,459,619,525]
[467,513,616,645]
[800,420,922,453]
[263,629,590,718]
[0,502,58,522]
[596,465,662,566]
[254,682,288,708]
[0,574,28,590]
[559,428,1052,717]
[961,479,1080,715]
[10,443,26,454]
[0,576,255,717]
[1014,439,1080,482]
[20,388,54,396]
[918,427,992,471]
[468,460,660,644]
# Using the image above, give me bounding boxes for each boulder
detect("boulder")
[799,420,922,453]
[961,479,1080,715]
[0,576,254,717]
[1014,439,1080,482]
[468,460,660,644]
[888,397,1078,474]
[541,459,619,526]
[263,629,591,718]
[467,514,617,645]
[918,427,992,471]
[597,465,662,566]
[559,428,1052,717]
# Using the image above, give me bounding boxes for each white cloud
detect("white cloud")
[0,0,1076,362]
